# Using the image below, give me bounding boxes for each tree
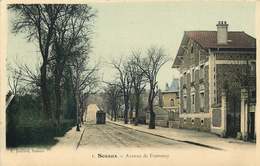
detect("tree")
[7,59,42,98]
[9,5,65,119]
[50,5,96,126]
[69,50,99,130]
[112,58,132,124]
[128,51,147,125]
[7,65,22,96]
[78,65,99,125]
[136,47,169,129]
[9,4,97,125]
[103,82,122,121]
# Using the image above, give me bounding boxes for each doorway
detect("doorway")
[248,112,255,140]
[226,95,241,138]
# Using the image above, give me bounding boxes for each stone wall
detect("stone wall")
[179,117,211,132]
[169,120,180,128]
[212,107,221,127]
[155,120,168,127]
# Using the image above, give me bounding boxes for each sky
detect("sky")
[7,1,256,90]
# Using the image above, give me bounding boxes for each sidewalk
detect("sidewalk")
[51,124,86,150]
[108,119,256,151]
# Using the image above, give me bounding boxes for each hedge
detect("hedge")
[6,120,75,147]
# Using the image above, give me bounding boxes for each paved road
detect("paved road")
[78,122,207,149]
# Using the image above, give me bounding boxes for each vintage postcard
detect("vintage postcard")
[0,0,259,166]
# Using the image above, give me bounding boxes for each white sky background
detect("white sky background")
[7,1,256,90]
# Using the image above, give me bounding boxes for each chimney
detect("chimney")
[216,21,228,45]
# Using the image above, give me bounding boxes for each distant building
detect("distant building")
[160,79,181,128]
[161,78,180,112]
[86,104,100,123]
[144,81,180,127]
[172,21,256,140]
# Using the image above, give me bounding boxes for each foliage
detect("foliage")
[8,4,98,129]
[105,46,169,128]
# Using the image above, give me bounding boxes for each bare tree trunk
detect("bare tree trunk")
[111,109,114,120]
[129,99,134,124]
[54,63,63,127]
[76,91,80,131]
[124,97,129,124]
[149,104,155,129]
[55,82,62,125]
[75,69,80,131]
[114,109,117,121]
[40,62,51,120]
[148,86,155,129]
[134,94,140,126]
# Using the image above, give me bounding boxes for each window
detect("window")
[251,89,256,100]
[183,72,187,85]
[183,96,187,112]
[191,94,195,112]
[200,92,205,112]
[251,62,256,75]
[191,68,195,82]
[170,99,174,107]
[192,94,195,105]
[199,65,204,79]
[191,46,194,54]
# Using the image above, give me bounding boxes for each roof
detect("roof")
[185,31,256,49]
[173,31,256,67]
[162,78,179,93]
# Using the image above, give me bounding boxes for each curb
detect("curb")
[108,121,223,151]
[76,125,87,150]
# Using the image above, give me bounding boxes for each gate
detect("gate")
[226,95,241,137]
[248,112,255,140]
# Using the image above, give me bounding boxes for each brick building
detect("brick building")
[172,21,256,139]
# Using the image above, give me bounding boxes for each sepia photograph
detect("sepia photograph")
[1,0,259,166]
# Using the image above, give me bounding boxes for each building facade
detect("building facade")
[161,79,181,128]
[161,78,180,111]
[173,21,256,139]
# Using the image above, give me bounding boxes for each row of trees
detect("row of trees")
[103,47,169,129]
[8,4,99,130]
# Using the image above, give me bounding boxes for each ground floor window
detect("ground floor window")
[183,96,187,112]
[191,93,195,112]
[170,98,174,107]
